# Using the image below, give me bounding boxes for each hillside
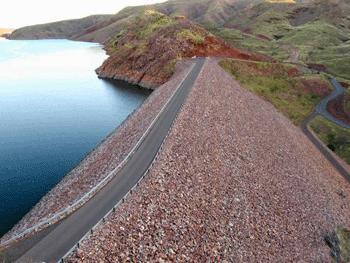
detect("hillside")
[212,0,350,79]
[8,15,113,40]
[8,0,263,43]
[76,0,263,42]
[96,10,266,88]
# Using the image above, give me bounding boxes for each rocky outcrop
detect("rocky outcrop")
[96,11,268,89]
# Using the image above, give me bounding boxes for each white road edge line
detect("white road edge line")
[58,58,206,263]
[0,61,196,248]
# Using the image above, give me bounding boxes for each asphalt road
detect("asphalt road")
[300,78,350,182]
[301,112,350,182]
[13,58,205,263]
[316,78,350,129]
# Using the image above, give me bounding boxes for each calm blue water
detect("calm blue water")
[0,38,150,236]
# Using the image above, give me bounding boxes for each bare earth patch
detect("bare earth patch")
[327,95,350,125]
[68,59,350,262]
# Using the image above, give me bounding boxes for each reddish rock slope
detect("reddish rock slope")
[96,10,267,89]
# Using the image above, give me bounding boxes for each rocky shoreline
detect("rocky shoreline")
[0,59,194,246]
[97,71,157,90]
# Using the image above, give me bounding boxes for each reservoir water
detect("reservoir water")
[0,38,150,236]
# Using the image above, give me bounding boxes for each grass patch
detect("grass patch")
[325,226,350,262]
[317,57,350,81]
[208,2,350,80]
[220,59,327,124]
[310,116,350,164]
[337,226,350,262]
[163,59,176,76]
[281,21,346,47]
[206,26,289,61]
[136,10,174,39]
[177,29,205,44]
[252,9,292,38]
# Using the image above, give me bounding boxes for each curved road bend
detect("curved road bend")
[301,112,350,182]
[301,79,350,182]
[316,78,350,129]
[12,58,205,263]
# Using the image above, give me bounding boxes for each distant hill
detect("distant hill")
[0,28,13,37]
[8,0,263,43]
[9,15,113,40]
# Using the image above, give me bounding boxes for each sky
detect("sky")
[1,0,165,28]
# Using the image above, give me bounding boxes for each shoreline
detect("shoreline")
[0,59,194,247]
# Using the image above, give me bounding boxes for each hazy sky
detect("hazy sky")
[1,0,165,28]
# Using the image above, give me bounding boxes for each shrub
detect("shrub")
[177,29,205,45]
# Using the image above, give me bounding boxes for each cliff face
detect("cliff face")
[96,10,267,89]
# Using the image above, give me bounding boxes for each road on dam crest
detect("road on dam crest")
[13,58,205,263]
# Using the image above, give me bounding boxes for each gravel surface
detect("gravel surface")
[0,60,194,244]
[68,58,350,262]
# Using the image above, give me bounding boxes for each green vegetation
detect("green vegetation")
[220,59,330,124]
[177,29,205,44]
[205,26,289,60]
[107,10,178,55]
[326,226,350,262]
[251,9,292,38]
[281,22,346,47]
[163,59,177,76]
[220,58,350,165]
[105,9,215,62]
[309,45,350,80]
[336,226,350,262]
[136,10,175,39]
[211,1,350,80]
[10,0,350,81]
[310,116,350,164]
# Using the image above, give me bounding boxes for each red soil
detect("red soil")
[287,67,300,77]
[185,35,269,62]
[327,95,350,125]
[299,78,331,97]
